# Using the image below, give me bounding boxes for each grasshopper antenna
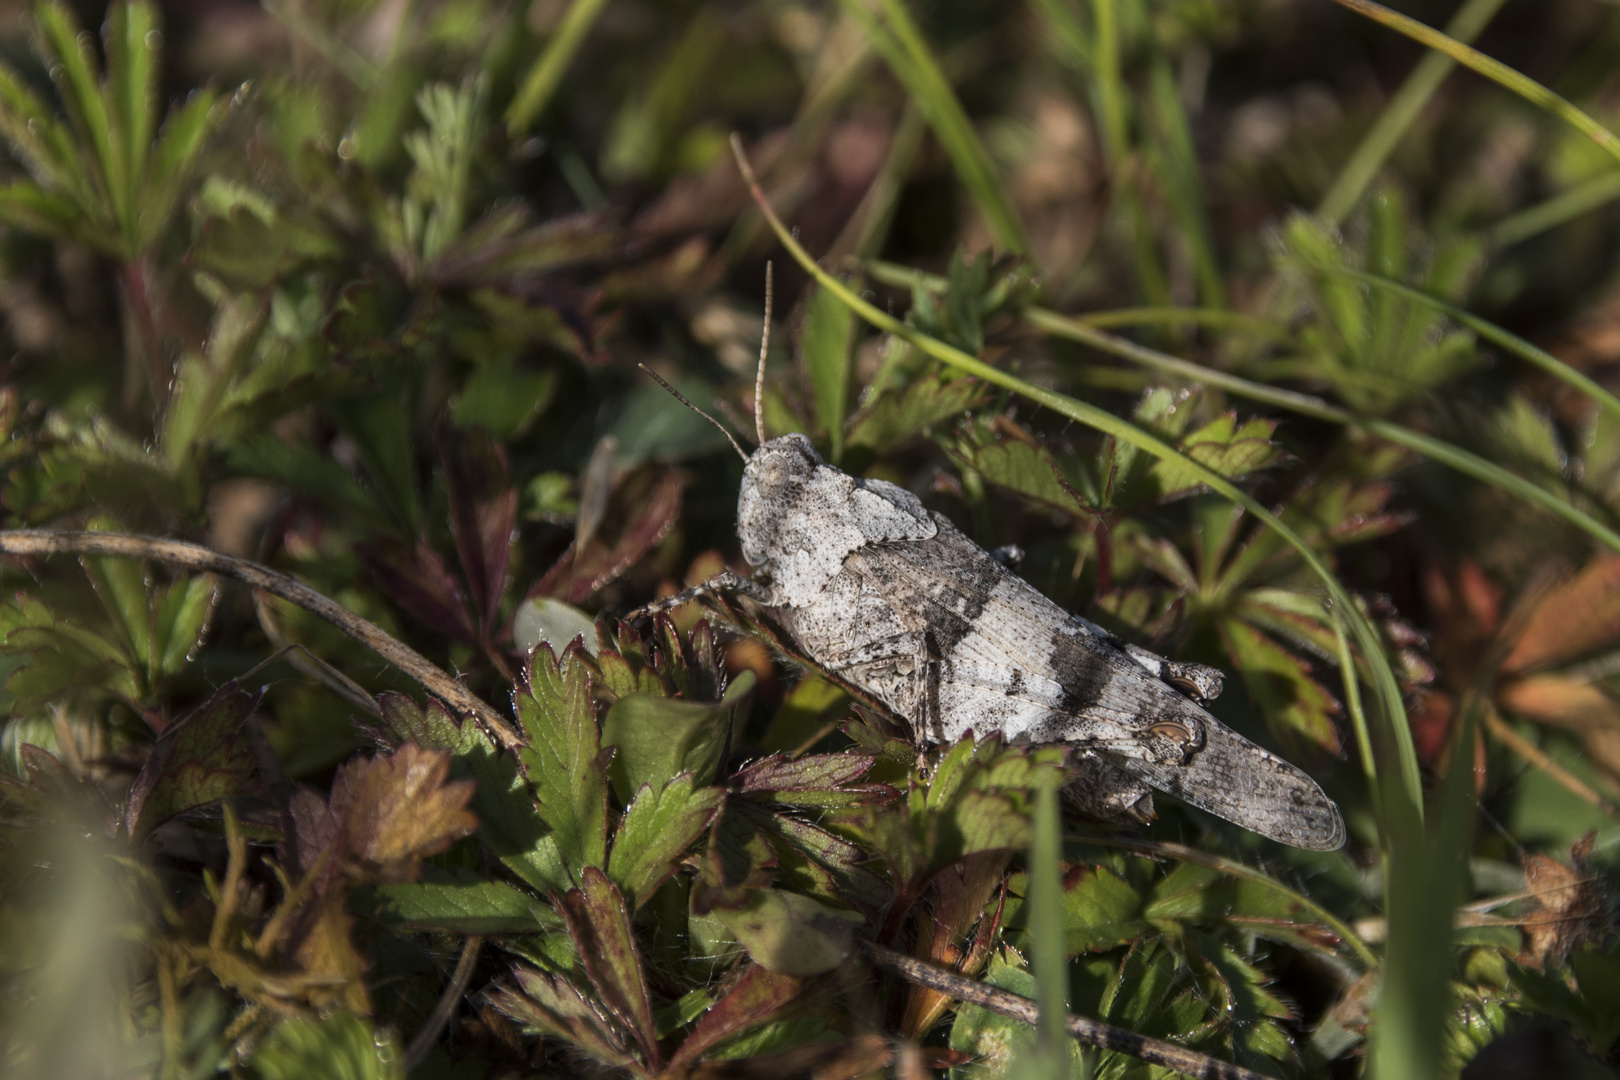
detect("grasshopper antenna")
[638,364,749,463]
[754,261,772,447]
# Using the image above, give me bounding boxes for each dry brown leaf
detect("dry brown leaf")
[329,742,478,875]
[1518,835,1606,968]
[292,889,371,1013]
[1504,556,1620,675]
[1497,674,1620,782]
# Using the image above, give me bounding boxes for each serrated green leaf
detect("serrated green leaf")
[1060,865,1144,954]
[557,867,660,1064]
[1150,413,1285,499]
[376,692,563,893]
[845,375,986,460]
[516,648,607,881]
[954,436,1089,516]
[362,868,559,933]
[607,773,723,910]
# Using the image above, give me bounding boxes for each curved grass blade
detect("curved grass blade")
[1317,0,1510,225]
[861,258,1620,555]
[732,136,1422,842]
[1330,0,1620,169]
[832,0,1029,256]
[1023,306,1620,556]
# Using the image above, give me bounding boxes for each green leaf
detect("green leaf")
[667,965,806,1070]
[1059,864,1145,954]
[1219,617,1342,759]
[948,950,1086,1077]
[607,773,723,910]
[712,889,863,977]
[376,692,562,894]
[601,669,754,803]
[252,1012,403,1080]
[801,282,856,463]
[2,594,141,706]
[123,685,261,834]
[361,869,559,934]
[833,0,1029,255]
[845,374,986,460]
[952,435,1089,517]
[516,647,608,881]
[37,2,123,242]
[142,87,229,248]
[104,0,158,230]
[1150,413,1286,499]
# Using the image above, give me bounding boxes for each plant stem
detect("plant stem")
[863,941,1269,1080]
[0,530,521,749]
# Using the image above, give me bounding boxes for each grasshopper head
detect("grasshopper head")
[737,433,822,571]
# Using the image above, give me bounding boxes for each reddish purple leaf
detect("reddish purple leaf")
[556,867,660,1069]
[441,428,517,640]
[123,685,263,836]
[532,466,683,605]
[668,964,806,1069]
[358,537,478,645]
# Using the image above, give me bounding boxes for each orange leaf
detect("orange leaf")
[1497,674,1620,780]
[330,743,478,876]
[1504,556,1620,674]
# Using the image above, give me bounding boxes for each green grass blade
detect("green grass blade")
[833,0,1030,255]
[1331,0,1620,168]
[1489,169,1620,248]
[737,138,1422,843]
[1146,56,1225,307]
[1317,0,1509,225]
[1372,705,1478,1080]
[1066,305,1291,341]
[1332,608,1380,823]
[505,0,613,136]
[1026,772,1068,1077]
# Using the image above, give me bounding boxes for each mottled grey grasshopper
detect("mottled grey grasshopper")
[634,298,1345,851]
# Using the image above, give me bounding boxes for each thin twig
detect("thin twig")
[0,530,521,749]
[1484,707,1620,822]
[861,942,1268,1080]
[405,935,484,1070]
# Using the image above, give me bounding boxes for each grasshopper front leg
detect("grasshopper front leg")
[625,570,772,622]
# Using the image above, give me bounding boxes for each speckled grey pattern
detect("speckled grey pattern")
[733,434,1345,851]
